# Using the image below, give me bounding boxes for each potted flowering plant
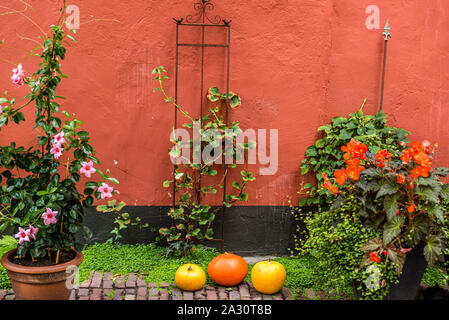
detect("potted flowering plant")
[321,139,449,299]
[0,10,117,299]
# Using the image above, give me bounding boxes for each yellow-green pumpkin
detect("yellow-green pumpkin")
[251,259,286,294]
[175,263,206,291]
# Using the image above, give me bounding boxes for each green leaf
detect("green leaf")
[359,238,383,252]
[376,183,398,199]
[384,194,399,220]
[383,216,405,244]
[424,235,443,267]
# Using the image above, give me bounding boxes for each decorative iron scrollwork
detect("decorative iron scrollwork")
[175,0,229,25]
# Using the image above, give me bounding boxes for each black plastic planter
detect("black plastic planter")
[353,242,428,300]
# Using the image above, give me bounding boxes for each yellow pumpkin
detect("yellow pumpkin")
[251,259,286,294]
[175,264,206,291]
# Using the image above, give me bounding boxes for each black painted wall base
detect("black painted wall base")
[83,206,296,256]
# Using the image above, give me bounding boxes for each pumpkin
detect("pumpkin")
[175,264,206,291]
[251,259,286,294]
[207,252,248,286]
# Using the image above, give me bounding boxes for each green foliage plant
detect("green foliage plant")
[316,138,449,298]
[299,101,409,208]
[152,66,255,256]
[0,4,119,264]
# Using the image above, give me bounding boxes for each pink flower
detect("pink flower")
[400,248,412,254]
[80,161,96,178]
[41,208,58,225]
[0,106,3,115]
[28,225,39,240]
[14,227,31,244]
[50,144,63,159]
[53,131,66,146]
[11,64,25,86]
[98,183,113,199]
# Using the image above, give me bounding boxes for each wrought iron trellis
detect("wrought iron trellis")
[172,0,232,253]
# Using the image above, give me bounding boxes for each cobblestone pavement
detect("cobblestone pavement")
[0,271,295,300]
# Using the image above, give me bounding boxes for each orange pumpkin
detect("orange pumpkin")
[207,252,248,286]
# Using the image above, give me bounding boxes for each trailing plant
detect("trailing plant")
[319,138,449,298]
[152,66,255,256]
[0,7,119,264]
[298,195,397,299]
[96,200,153,243]
[299,102,409,208]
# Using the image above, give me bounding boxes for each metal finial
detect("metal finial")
[383,20,391,41]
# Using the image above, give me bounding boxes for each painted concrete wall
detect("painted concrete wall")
[0,0,448,208]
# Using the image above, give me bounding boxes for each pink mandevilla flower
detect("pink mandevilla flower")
[80,161,96,178]
[28,225,39,240]
[98,183,114,199]
[50,144,63,159]
[41,208,58,225]
[11,64,25,86]
[53,131,66,146]
[14,227,31,244]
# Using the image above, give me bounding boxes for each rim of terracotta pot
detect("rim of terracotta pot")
[1,249,84,274]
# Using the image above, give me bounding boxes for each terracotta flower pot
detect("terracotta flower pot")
[1,249,84,300]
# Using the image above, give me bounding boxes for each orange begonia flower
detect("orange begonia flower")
[401,149,412,164]
[341,139,368,161]
[408,204,417,214]
[334,168,348,186]
[396,174,406,184]
[321,172,340,196]
[345,159,366,181]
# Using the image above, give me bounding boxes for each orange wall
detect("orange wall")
[0,0,448,206]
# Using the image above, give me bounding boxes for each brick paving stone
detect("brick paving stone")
[103,289,113,300]
[194,288,206,300]
[0,290,7,300]
[148,296,159,300]
[160,289,169,300]
[125,288,136,295]
[79,278,91,288]
[78,296,89,300]
[248,284,262,300]
[229,289,240,300]
[273,293,283,300]
[304,288,317,300]
[148,287,159,297]
[6,290,13,295]
[217,287,228,300]
[137,276,147,287]
[114,289,124,300]
[137,287,147,299]
[262,294,273,300]
[90,271,102,288]
[238,283,250,299]
[90,288,102,300]
[172,287,182,300]
[206,288,218,300]
[282,287,293,300]
[103,280,113,289]
[125,295,136,300]
[69,290,76,300]
[78,288,90,297]
[4,295,15,300]
[125,273,136,287]
[115,275,125,289]
[148,282,158,288]
[103,272,113,281]
[160,282,170,288]
[183,291,194,300]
